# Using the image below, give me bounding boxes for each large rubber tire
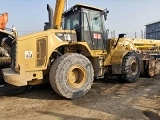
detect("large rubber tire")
[49,53,94,99]
[120,51,141,83]
[0,57,10,67]
[146,59,157,77]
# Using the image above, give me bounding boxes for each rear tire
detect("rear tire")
[49,53,94,99]
[120,51,140,83]
[140,55,157,77]
[146,58,157,77]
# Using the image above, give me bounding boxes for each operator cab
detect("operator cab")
[63,4,109,50]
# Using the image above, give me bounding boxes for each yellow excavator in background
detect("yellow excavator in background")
[2,0,159,99]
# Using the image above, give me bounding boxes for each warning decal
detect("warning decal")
[93,33,101,39]
[25,51,33,59]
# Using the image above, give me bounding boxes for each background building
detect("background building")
[146,20,160,39]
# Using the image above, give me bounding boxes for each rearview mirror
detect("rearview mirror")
[104,10,109,21]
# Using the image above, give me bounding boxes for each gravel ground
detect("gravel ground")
[0,74,160,120]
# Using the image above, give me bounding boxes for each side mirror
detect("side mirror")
[104,10,109,21]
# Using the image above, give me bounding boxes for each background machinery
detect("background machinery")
[0,13,15,80]
[2,0,159,99]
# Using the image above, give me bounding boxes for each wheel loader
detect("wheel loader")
[2,1,159,99]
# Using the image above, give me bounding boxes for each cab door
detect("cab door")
[82,9,106,50]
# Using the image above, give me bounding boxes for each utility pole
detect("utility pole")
[144,30,146,39]
[111,30,115,38]
[113,30,115,38]
[144,29,146,39]
[141,30,143,39]
[135,32,137,39]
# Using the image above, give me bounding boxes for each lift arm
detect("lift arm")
[53,0,66,29]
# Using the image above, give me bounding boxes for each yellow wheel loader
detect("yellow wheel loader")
[2,1,158,99]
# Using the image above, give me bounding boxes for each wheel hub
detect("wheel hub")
[131,60,138,75]
[67,65,86,88]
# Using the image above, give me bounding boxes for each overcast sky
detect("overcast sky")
[0,0,160,38]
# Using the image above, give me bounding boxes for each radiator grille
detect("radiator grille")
[36,38,46,67]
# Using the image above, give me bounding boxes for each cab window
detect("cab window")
[64,13,79,30]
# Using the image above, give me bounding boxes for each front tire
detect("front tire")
[49,53,94,99]
[120,51,141,83]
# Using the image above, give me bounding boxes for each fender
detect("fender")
[111,50,131,64]
[111,50,134,74]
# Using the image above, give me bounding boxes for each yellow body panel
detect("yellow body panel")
[15,29,75,72]
[111,50,130,64]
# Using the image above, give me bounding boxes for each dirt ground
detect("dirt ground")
[0,73,160,120]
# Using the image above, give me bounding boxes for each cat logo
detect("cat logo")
[64,34,71,41]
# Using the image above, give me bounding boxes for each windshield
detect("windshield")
[64,13,79,30]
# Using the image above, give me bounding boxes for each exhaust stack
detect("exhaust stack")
[45,4,53,29]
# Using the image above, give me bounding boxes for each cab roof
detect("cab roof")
[64,4,103,14]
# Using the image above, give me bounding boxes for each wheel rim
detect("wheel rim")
[131,60,138,75]
[67,65,86,88]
